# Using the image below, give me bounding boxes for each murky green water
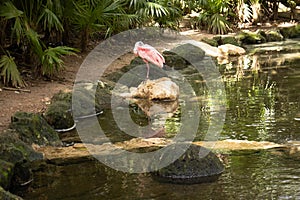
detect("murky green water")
[22,40,300,199]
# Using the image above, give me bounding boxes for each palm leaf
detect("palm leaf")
[0,1,23,19]
[37,7,64,32]
[209,13,230,34]
[41,46,78,76]
[0,1,25,44]
[0,54,25,87]
[25,27,44,57]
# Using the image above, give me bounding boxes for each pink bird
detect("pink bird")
[133,41,165,79]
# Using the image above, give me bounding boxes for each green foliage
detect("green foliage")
[0,54,25,87]
[196,0,233,34]
[41,46,78,76]
[0,1,25,44]
[0,0,77,86]
[72,0,134,51]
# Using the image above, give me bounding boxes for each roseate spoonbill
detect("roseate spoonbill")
[133,41,165,79]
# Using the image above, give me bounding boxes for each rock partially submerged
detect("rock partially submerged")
[10,112,61,146]
[131,77,179,101]
[0,186,23,200]
[218,44,246,56]
[152,144,224,184]
[0,130,42,194]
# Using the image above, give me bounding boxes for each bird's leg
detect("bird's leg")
[146,62,150,79]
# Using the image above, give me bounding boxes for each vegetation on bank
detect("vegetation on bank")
[0,0,299,87]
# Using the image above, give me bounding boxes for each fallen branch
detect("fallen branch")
[2,87,31,93]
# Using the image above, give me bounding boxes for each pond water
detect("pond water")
[22,39,300,199]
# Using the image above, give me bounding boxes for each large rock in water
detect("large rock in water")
[152,144,224,184]
[0,160,14,189]
[10,112,61,146]
[43,91,74,130]
[0,130,42,191]
[131,77,179,101]
[0,186,23,200]
[218,44,246,56]
[163,43,206,69]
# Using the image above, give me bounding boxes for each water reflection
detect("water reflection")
[23,150,300,199]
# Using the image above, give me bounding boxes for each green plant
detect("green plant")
[0,53,25,87]
[0,0,77,86]
[72,0,135,52]
[41,46,77,76]
[196,0,233,34]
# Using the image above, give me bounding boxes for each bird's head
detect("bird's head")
[133,41,144,55]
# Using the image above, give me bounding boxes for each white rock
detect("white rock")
[218,44,246,56]
[131,77,179,101]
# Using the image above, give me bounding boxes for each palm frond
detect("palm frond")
[0,1,23,19]
[0,54,25,87]
[209,13,230,34]
[140,2,168,18]
[0,1,25,44]
[25,27,44,57]
[41,46,78,76]
[37,7,64,32]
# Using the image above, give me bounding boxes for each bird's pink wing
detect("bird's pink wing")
[137,45,165,68]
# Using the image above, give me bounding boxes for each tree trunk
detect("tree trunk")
[0,20,7,50]
[81,28,88,52]
[273,0,279,20]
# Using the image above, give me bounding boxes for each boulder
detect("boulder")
[221,36,240,46]
[201,37,218,47]
[131,77,179,101]
[264,30,284,42]
[10,112,61,146]
[152,144,224,184]
[0,131,43,164]
[0,160,14,189]
[163,43,206,69]
[163,51,188,70]
[237,30,266,44]
[44,92,74,129]
[45,83,111,130]
[218,44,246,56]
[0,130,43,190]
[279,24,300,38]
[0,186,23,200]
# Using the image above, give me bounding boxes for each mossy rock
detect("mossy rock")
[279,25,300,38]
[0,160,14,189]
[46,83,112,129]
[152,144,224,184]
[201,37,218,47]
[0,186,23,200]
[0,131,43,164]
[264,30,284,42]
[104,57,145,86]
[44,91,73,130]
[237,30,266,44]
[163,51,188,70]
[221,36,240,46]
[0,131,42,190]
[163,43,206,70]
[72,83,111,117]
[10,112,61,146]
[44,100,73,130]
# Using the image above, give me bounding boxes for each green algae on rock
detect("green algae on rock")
[10,112,61,146]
